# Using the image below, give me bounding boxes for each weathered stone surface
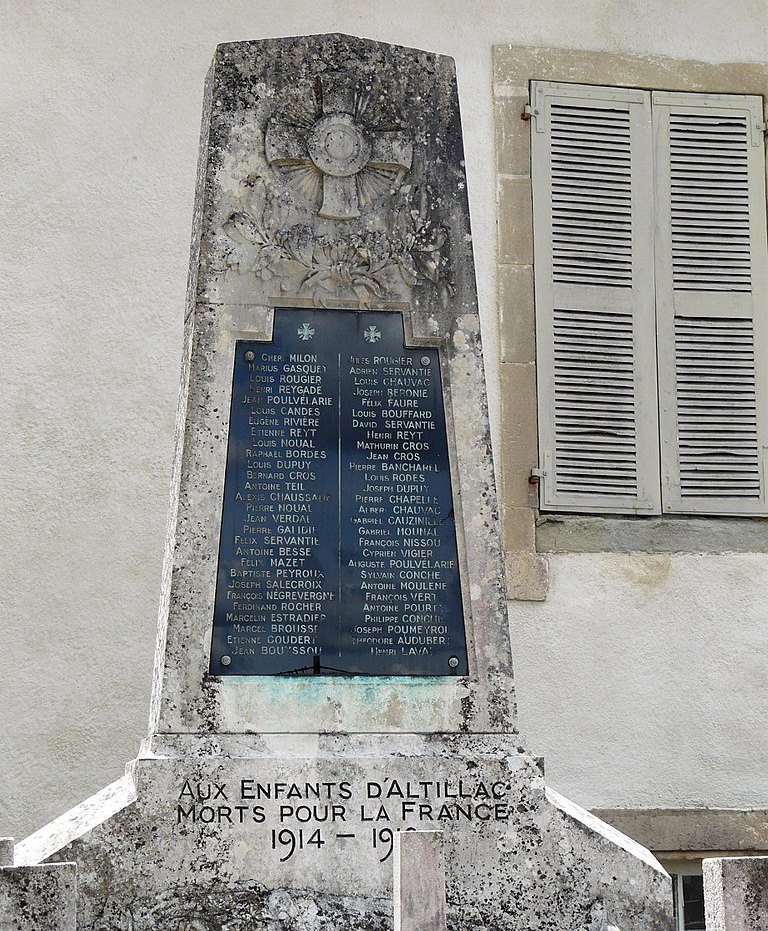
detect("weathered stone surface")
[15,735,671,930]
[0,837,13,866]
[0,862,76,930]
[537,513,768,554]
[395,831,446,931]
[497,176,533,265]
[704,856,768,931]
[594,809,768,852]
[149,33,514,740]
[8,34,673,931]
[498,263,535,365]
[504,551,549,601]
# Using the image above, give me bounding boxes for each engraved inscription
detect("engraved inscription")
[209,308,467,675]
[175,774,513,864]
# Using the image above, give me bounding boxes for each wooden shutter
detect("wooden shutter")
[653,92,768,515]
[531,82,661,513]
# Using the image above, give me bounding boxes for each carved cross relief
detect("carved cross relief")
[265,78,413,220]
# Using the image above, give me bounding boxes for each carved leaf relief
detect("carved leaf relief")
[221,178,453,306]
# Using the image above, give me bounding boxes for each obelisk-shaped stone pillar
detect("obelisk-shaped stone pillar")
[147,36,514,740]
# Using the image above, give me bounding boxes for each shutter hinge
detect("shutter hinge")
[749,118,765,146]
[522,103,539,122]
[527,83,547,132]
[529,467,547,485]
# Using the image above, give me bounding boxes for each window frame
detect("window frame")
[672,871,707,931]
[492,47,768,575]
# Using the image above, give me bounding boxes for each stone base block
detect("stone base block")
[704,856,768,931]
[0,837,13,867]
[15,734,672,930]
[394,831,446,931]
[0,862,77,930]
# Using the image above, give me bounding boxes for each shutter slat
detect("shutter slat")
[654,91,768,515]
[551,98,633,291]
[532,82,660,514]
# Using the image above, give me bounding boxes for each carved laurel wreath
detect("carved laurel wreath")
[221,179,453,306]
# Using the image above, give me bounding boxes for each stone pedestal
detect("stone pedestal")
[704,856,768,931]
[0,862,77,931]
[15,734,671,929]
[0,838,13,867]
[395,831,446,931]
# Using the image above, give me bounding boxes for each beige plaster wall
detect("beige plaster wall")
[509,553,768,810]
[0,0,766,842]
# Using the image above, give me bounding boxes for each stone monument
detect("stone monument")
[704,856,768,931]
[8,35,673,930]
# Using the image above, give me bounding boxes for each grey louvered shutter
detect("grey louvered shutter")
[653,92,768,515]
[531,82,661,513]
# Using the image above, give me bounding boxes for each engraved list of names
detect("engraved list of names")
[209,308,468,676]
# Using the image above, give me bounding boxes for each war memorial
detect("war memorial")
[0,35,674,930]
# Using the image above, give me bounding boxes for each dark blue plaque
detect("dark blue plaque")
[209,308,468,676]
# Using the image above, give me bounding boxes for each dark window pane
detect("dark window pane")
[672,874,680,926]
[682,874,706,930]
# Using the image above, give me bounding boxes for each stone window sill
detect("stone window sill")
[536,514,768,554]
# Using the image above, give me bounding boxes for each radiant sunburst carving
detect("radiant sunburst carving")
[265,78,413,220]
